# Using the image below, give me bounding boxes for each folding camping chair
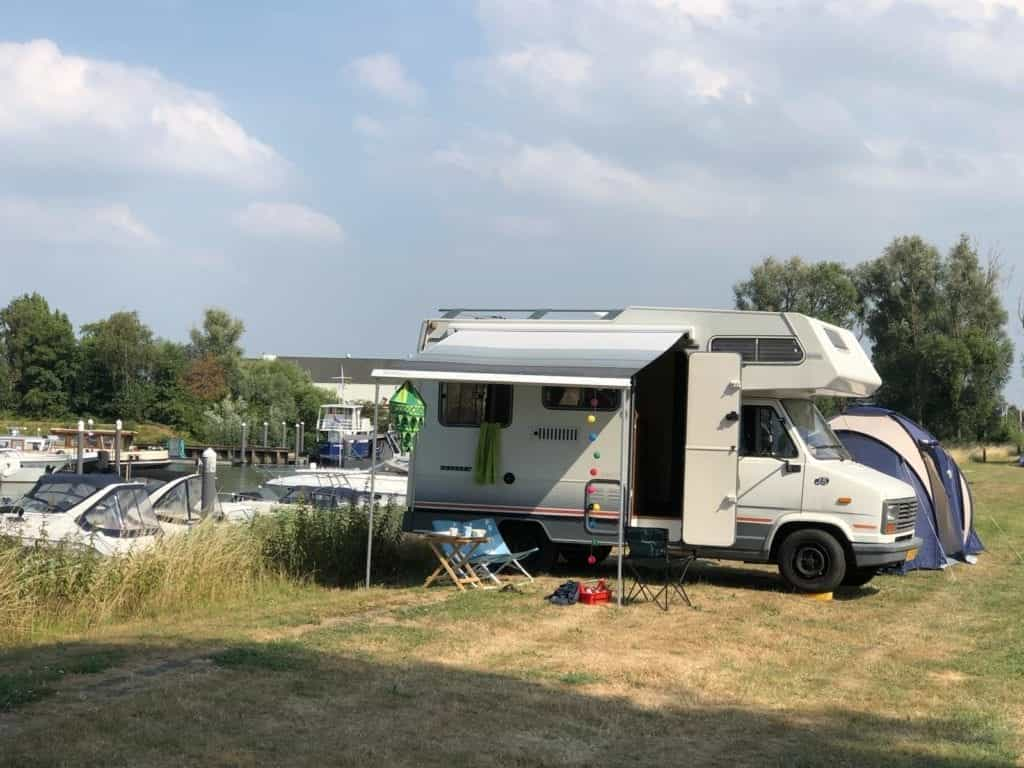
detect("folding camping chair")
[429,519,538,585]
[625,527,695,610]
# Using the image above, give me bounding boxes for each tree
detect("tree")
[78,311,157,420]
[0,338,12,413]
[188,308,245,395]
[733,256,860,328]
[0,293,78,416]
[858,235,1013,441]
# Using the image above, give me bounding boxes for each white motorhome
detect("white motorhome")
[373,307,922,592]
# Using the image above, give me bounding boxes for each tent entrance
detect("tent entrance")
[633,348,688,518]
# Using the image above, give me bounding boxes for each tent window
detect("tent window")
[541,387,621,411]
[739,405,797,458]
[439,383,512,428]
[710,337,803,363]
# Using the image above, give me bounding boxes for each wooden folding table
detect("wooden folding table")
[420,532,491,590]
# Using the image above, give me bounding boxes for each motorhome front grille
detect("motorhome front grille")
[891,498,918,533]
[533,426,579,442]
[440,465,472,472]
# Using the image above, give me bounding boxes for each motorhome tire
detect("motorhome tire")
[559,544,612,568]
[777,529,846,593]
[499,522,558,572]
[840,567,878,587]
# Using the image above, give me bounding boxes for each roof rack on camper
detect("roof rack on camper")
[438,308,625,320]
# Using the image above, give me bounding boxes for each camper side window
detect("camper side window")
[439,383,512,427]
[739,406,797,459]
[541,387,621,411]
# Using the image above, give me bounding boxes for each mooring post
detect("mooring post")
[114,419,122,478]
[299,421,305,456]
[240,421,247,466]
[262,421,268,448]
[75,419,84,474]
[201,447,217,518]
[294,422,301,463]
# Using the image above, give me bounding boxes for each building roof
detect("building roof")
[264,357,397,384]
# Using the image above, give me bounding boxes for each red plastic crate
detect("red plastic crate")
[578,580,612,604]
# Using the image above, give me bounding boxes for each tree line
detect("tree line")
[734,234,1018,443]
[0,296,329,447]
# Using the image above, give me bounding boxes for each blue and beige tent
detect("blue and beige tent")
[829,406,983,571]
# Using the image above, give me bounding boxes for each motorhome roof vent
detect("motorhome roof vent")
[533,426,580,442]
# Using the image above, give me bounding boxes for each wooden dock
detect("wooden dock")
[182,444,296,466]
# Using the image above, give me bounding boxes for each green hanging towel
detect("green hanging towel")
[474,421,501,484]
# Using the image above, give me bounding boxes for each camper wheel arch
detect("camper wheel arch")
[498,519,558,572]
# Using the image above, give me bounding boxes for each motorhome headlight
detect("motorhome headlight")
[881,501,898,535]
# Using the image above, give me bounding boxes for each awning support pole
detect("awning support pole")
[616,388,631,608]
[365,382,381,589]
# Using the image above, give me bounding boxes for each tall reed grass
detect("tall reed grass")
[0,503,410,646]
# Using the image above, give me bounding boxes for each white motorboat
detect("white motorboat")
[0,473,163,555]
[148,473,269,527]
[265,466,408,505]
[0,430,81,501]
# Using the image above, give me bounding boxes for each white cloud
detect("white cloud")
[495,45,592,88]
[0,39,286,187]
[350,53,423,106]
[434,139,717,217]
[234,202,344,243]
[646,49,731,100]
[0,197,158,247]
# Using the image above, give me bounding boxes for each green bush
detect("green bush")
[252,503,405,587]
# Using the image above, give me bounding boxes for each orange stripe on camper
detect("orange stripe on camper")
[736,516,772,524]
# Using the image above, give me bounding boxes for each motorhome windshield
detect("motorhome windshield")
[782,400,851,461]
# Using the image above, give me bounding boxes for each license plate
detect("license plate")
[906,548,918,562]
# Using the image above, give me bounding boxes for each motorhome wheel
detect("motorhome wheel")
[777,529,846,593]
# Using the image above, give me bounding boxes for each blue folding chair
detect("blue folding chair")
[430,518,537,585]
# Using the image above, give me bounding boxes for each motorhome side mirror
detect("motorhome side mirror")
[783,460,801,475]
[724,411,739,422]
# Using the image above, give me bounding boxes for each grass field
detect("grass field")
[0,462,1022,767]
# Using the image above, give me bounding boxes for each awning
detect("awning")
[372,327,688,387]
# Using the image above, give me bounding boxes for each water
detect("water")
[167,460,294,498]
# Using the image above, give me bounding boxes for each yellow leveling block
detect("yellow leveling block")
[802,591,834,601]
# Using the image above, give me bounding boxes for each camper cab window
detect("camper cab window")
[782,399,850,461]
[740,405,797,459]
[541,387,620,411]
[439,383,512,427]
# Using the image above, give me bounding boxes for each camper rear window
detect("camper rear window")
[439,383,512,427]
[541,387,621,411]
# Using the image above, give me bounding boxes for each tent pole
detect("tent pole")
[616,387,631,608]
[365,382,380,589]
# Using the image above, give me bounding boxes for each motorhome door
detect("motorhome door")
[682,352,740,546]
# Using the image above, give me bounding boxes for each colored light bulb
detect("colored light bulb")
[590,468,599,476]
[590,398,599,408]
[591,503,601,512]
[587,554,597,565]
[593,451,601,459]
[586,414,597,424]
[588,432,598,442]
[586,485,596,494]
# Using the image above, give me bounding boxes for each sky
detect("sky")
[1,0,1023,404]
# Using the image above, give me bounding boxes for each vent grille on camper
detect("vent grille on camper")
[533,426,579,442]
[891,498,918,533]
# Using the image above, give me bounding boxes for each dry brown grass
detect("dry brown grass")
[1,462,1022,766]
